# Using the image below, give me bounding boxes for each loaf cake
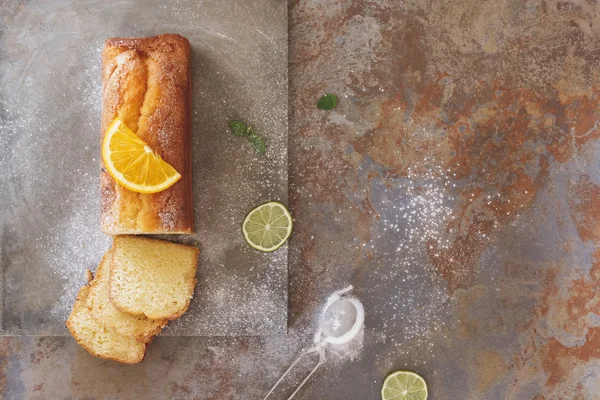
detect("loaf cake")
[109,236,199,320]
[87,251,167,343]
[100,34,193,234]
[66,284,147,364]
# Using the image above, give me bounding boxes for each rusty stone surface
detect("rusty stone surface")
[3,0,600,399]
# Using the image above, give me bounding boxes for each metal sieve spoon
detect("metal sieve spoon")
[263,287,365,400]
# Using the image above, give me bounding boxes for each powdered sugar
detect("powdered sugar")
[0,1,288,336]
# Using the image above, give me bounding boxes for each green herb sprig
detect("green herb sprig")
[227,120,267,155]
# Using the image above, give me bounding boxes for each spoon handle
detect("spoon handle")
[287,345,326,400]
[263,342,327,400]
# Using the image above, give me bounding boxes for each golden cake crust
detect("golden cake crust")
[87,251,168,342]
[66,285,146,364]
[100,34,193,234]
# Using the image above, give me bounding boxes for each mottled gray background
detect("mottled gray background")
[0,0,288,336]
[3,0,600,399]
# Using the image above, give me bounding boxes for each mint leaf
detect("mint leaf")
[317,94,338,110]
[228,119,267,155]
[228,120,249,137]
[247,128,267,155]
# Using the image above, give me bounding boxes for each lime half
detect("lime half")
[381,371,428,400]
[242,201,292,252]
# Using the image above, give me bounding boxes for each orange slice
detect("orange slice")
[102,117,181,194]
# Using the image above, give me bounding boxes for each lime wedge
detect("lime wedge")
[242,201,292,252]
[381,371,428,400]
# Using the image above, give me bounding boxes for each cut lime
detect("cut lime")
[242,201,292,252]
[381,371,428,400]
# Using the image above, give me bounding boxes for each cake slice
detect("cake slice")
[66,284,146,364]
[109,236,199,320]
[88,251,167,343]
